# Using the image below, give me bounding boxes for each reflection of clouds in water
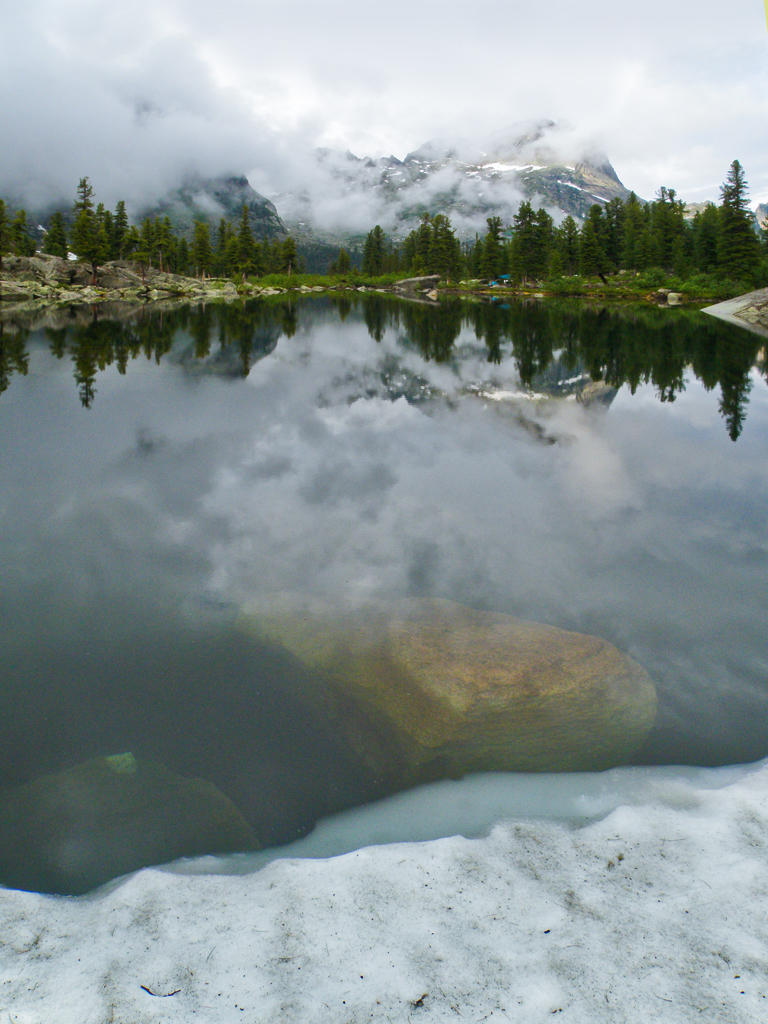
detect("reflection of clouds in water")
[201,391,567,606]
[10,311,768,763]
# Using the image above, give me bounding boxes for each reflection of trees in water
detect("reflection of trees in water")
[471,300,761,440]
[334,296,353,322]
[12,300,290,405]
[398,300,464,363]
[0,324,30,395]
[1,297,764,436]
[68,316,140,407]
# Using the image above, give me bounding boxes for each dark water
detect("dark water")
[1,295,767,891]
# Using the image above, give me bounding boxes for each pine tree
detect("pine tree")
[480,216,504,279]
[280,236,297,274]
[331,248,351,275]
[651,187,687,270]
[177,237,190,276]
[45,212,68,258]
[153,217,175,273]
[10,210,37,256]
[0,200,7,269]
[412,214,432,273]
[71,178,105,281]
[579,206,608,278]
[510,203,550,283]
[550,215,579,276]
[112,201,129,259]
[74,177,94,215]
[362,225,387,276]
[122,225,140,259]
[191,222,213,278]
[429,215,461,280]
[101,209,114,258]
[717,160,759,280]
[692,203,719,273]
[603,197,625,270]
[620,193,645,271]
[237,204,256,277]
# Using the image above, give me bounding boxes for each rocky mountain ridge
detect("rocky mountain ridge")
[275,120,635,245]
[137,173,286,240]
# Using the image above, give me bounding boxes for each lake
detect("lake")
[1,293,767,893]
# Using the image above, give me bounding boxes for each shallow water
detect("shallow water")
[1,294,767,891]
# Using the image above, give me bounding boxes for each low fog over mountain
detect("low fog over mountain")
[272,120,634,241]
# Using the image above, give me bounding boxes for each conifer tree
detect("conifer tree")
[331,248,351,275]
[10,210,37,256]
[480,216,504,279]
[177,236,190,276]
[140,218,157,267]
[280,236,297,274]
[550,215,579,276]
[692,203,719,273]
[651,187,686,270]
[620,193,645,271]
[44,212,68,258]
[429,215,462,280]
[71,178,106,281]
[191,222,213,278]
[579,206,608,278]
[362,225,387,275]
[237,204,256,276]
[412,214,432,273]
[74,177,94,215]
[509,204,551,282]
[155,217,175,273]
[717,160,759,280]
[0,200,7,269]
[112,201,129,259]
[101,209,114,258]
[123,225,140,259]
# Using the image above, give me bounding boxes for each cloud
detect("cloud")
[1,0,767,213]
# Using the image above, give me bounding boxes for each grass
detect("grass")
[243,271,406,290]
[449,270,756,305]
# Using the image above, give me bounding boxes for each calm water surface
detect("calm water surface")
[1,295,767,889]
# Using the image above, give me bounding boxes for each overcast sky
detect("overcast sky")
[2,0,767,212]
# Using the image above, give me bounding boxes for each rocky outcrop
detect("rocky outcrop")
[704,288,768,340]
[0,254,209,303]
[0,255,260,329]
[139,174,286,240]
[0,753,258,895]
[238,596,658,789]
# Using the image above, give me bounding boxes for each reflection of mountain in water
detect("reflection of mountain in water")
[3,295,766,438]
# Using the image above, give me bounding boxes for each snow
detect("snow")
[480,162,546,173]
[2,760,768,1022]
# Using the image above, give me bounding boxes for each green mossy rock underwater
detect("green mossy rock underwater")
[239,596,658,788]
[0,754,258,895]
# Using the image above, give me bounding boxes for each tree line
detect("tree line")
[0,161,764,288]
[359,160,765,288]
[0,177,300,280]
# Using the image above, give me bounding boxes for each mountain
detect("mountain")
[274,120,635,245]
[139,174,286,240]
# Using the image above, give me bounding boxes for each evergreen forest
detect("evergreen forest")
[0,161,765,299]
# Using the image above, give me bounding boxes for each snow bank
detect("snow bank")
[2,761,768,1023]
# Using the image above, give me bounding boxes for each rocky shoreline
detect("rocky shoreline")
[0,256,443,330]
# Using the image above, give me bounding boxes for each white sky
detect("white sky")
[1,0,767,209]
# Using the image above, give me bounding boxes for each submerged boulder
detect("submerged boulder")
[239,596,657,788]
[0,753,258,895]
